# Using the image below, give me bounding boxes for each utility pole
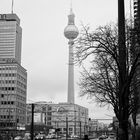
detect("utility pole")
[30,104,34,140]
[66,115,68,140]
[74,110,76,135]
[79,121,81,139]
[66,114,68,140]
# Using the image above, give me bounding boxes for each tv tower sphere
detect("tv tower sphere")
[64,9,79,40]
[64,25,79,40]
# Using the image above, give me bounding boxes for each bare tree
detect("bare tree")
[75,23,140,140]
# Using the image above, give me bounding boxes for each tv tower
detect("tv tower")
[64,5,79,104]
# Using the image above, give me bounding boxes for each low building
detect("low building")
[26,102,88,136]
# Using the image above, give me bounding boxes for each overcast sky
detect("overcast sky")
[0,0,131,121]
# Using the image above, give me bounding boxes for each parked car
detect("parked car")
[14,136,23,140]
[107,135,116,140]
[71,134,80,139]
[98,135,108,140]
[35,134,45,140]
[46,133,56,139]
[107,133,116,140]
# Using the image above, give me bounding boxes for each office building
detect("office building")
[129,0,140,125]
[0,14,22,64]
[0,14,27,133]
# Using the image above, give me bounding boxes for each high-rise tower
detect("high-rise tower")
[0,14,22,64]
[0,14,27,135]
[64,7,79,104]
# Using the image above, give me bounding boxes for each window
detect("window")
[69,128,73,131]
[48,106,52,110]
[11,101,14,104]
[47,122,51,126]
[1,94,4,98]
[47,112,51,116]
[47,117,51,120]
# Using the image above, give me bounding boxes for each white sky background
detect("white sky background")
[0,0,131,122]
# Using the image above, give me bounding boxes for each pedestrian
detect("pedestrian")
[83,134,89,140]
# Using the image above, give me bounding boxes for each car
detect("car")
[35,134,45,140]
[71,134,80,138]
[14,136,23,140]
[46,133,57,139]
[107,136,116,140]
[107,133,116,140]
[98,135,108,140]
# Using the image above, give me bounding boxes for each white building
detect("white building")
[26,102,88,136]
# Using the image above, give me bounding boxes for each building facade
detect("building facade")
[26,102,88,136]
[0,14,27,133]
[129,0,140,125]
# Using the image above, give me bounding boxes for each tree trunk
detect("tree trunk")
[118,114,129,140]
[118,88,129,140]
[132,113,137,140]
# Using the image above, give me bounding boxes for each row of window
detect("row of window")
[0,45,15,47]
[0,38,15,42]
[0,86,26,94]
[0,28,15,31]
[1,94,26,102]
[60,127,73,131]
[0,32,15,35]
[17,74,26,82]
[0,122,16,127]
[17,87,26,95]
[1,101,14,105]
[0,115,13,119]
[0,66,26,80]
[17,101,26,108]
[0,80,15,84]
[0,73,26,82]
[17,81,26,89]
[0,73,16,77]
[47,117,51,121]
[17,94,26,101]
[1,101,26,108]
[0,36,15,39]
[0,108,25,115]
[0,86,15,91]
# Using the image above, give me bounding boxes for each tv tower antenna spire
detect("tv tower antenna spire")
[70,0,73,13]
[70,0,72,9]
[11,0,14,14]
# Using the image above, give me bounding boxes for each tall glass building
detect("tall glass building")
[0,14,27,135]
[0,14,22,64]
[134,0,140,27]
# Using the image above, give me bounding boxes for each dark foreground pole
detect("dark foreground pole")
[118,0,128,140]
[31,104,34,140]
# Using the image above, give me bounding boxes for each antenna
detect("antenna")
[70,0,72,9]
[130,0,133,28]
[11,0,14,14]
[70,0,73,13]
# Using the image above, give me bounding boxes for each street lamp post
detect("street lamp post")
[79,121,81,139]
[66,114,68,140]
[74,110,76,136]
[30,103,34,140]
